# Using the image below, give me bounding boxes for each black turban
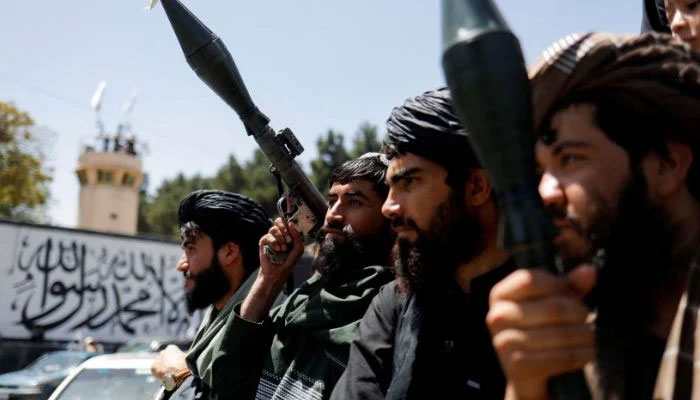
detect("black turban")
[530,32,700,142]
[384,87,480,168]
[178,190,271,273]
[641,0,670,34]
[530,32,700,199]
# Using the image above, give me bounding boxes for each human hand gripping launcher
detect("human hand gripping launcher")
[158,0,327,263]
[441,1,590,398]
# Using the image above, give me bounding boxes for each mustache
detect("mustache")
[546,205,585,235]
[319,222,355,239]
[390,217,419,231]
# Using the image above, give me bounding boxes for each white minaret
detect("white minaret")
[76,83,143,235]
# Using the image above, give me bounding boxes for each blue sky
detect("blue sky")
[0,0,641,227]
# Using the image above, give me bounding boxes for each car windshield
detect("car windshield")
[117,340,190,353]
[54,367,159,400]
[116,342,153,353]
[27,353,88,374]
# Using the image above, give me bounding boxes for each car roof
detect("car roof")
[122,336,190,342]
[78,353,156,369]
[38,350,95,358]
[47,353,158,400]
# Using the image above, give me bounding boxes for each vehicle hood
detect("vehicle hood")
[0,369,67,388]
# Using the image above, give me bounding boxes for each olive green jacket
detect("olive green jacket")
[210,265,393,400]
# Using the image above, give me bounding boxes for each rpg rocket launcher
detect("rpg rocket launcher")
[157,0,328,264]
[441,0,591,398]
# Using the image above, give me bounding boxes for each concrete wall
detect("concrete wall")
[0,220,194,343]
[78,184,139,235]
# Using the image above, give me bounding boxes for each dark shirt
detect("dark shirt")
[624,332,666,398]
[332,259,516,400]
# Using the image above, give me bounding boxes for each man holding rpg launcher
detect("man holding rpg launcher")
[155,2,394,398]
[210,154,394,400]
[487,33,700,399]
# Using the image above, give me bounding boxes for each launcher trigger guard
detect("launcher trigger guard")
[262,194,299,265]
[276,195,296,230]
[277,192,317,246]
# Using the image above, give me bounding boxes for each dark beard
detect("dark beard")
[313,222,393,278]
[185,255,231,314]
[392,190,482,294]
[590,168,679,399]
[551,191,618,273]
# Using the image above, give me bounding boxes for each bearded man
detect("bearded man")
[487,32,700,399]
[331,88,514,399]
[209,154,394,400]
[151,190,271,400]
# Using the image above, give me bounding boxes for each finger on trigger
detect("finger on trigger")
[275,217,287,231]
[274,219,292,244]
[268,229,286,251]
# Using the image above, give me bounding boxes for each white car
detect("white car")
[48,353,160,400]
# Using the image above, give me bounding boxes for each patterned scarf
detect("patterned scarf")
[654,256,700,400]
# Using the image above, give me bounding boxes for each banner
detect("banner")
[0,220,192,343]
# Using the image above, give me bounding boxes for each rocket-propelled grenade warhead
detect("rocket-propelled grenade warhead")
[160,0,269,135]
[441,0,552,268]
[159,0,328,262]
[440,1,590,398]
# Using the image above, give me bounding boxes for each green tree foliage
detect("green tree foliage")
[137,189,153,234]
[308,122,381,191]
[310,129,350,189]
[139,173,210,238]
[349,122,381,159]
[239,149,281,216]
[136,174,152,234]
[138,152,280,238]
[0,102,52,221]
[210,154,246,193]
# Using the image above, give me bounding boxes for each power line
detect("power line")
[0,73,91,114]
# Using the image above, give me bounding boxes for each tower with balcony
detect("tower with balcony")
[75,135,143,235]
